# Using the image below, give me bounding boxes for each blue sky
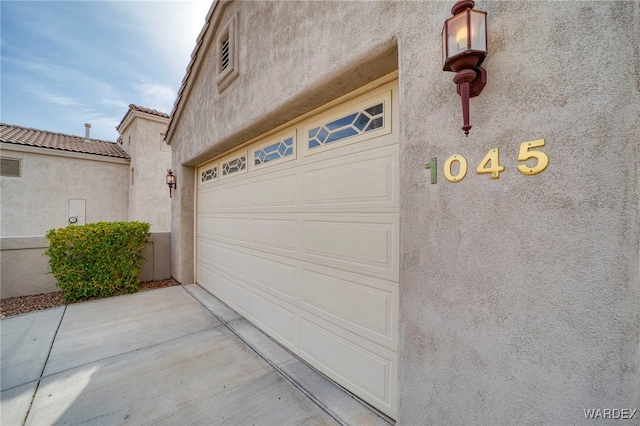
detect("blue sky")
[1,0,211,141]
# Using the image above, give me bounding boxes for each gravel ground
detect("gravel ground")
[0,278,180,318]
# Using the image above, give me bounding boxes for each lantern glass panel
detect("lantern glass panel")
[446,13,468,58]
[469,10,487,53]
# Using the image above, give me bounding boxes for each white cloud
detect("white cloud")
[23,84,85,108]
[107,1,211,78]
[135,82,176,114]
[99,97,130,112]
[1,0,212,141]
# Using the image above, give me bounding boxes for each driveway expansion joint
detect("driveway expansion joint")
[22,304,67,426]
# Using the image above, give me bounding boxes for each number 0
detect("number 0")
[444,154,468,182]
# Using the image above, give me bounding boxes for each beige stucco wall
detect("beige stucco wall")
[1,145,130,298]
[0,237,57,297]
[1,233,172,298]
[119,113,172,233]
[168,1,639,423]
[0,144,129,237]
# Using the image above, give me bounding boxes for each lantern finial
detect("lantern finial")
[451,0,474,15]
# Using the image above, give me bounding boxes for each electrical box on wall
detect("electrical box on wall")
[68,198,86,225]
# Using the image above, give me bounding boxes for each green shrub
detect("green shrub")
[45,221,150,303]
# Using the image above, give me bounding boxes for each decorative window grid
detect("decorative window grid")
[221,153,247,177]
[254,137,294,166]
[308,102,384,150]
[201,166,218,183]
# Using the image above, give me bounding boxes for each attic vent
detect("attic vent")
[1,158,21,177]
[216,13,239,92]
[221,38,230,71]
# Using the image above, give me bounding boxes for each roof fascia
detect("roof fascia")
[0,142,130,164]
[165,0,230,145]
[118,110,170,135]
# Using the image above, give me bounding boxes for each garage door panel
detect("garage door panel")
[197,215,217,238]
[301,269,394,340]
[302,154,395,207]
[197,239,217,266]
[219,217,249,242]
[198,187,218,212]
[217,273,248,315]
[249,173,297,208]
[303,220,393,270]
[249,218,297,252]
[249,254,297,299]
[299,318,393,409]
[219,183,248,210]
[217,245,248,278]
[197,263,217,294]
[248,289,295,346]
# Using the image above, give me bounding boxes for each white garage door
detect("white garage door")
[196,78,399,417]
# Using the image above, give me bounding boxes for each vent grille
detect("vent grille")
[1,158,21,177]
[221,38,230,71]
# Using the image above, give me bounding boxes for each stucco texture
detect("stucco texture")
[0,148,129,237]
[167,1,639,423]
[119,114,172,233]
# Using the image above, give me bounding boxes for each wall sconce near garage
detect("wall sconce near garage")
[166,169,176,198]
[442,0,487,136]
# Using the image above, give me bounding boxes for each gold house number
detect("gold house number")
[425,139,549,184]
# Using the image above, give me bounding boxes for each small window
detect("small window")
[216,13,239,92]
[308,102,384,149]
[304,90,391,156]
[220,151,248,179]
[1,158,21,177]
[201,166,218,183]
[254,137,294,166]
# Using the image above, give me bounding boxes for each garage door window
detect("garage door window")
[221,152,247,178]
[201,166,218,183]
[254,137,293,165]
[305,90,391,155]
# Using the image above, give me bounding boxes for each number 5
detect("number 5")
[517,139,549,175]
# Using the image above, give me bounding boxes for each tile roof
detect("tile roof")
[129,104,170,118]
[116,104,170,132]
[0,123,130,160]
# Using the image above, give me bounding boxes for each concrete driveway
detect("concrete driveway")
[1,285,390,426]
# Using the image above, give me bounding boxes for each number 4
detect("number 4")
[476,148,504,179]
[517,139,549,175]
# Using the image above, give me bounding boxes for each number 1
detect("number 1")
[425,158,437,184]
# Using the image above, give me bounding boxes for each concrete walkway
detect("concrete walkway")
[1,285,390,426]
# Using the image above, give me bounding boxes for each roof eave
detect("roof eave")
[165,0,225,145]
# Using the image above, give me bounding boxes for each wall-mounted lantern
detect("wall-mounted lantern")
[166,169,176,198]
[442,0,487,136]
